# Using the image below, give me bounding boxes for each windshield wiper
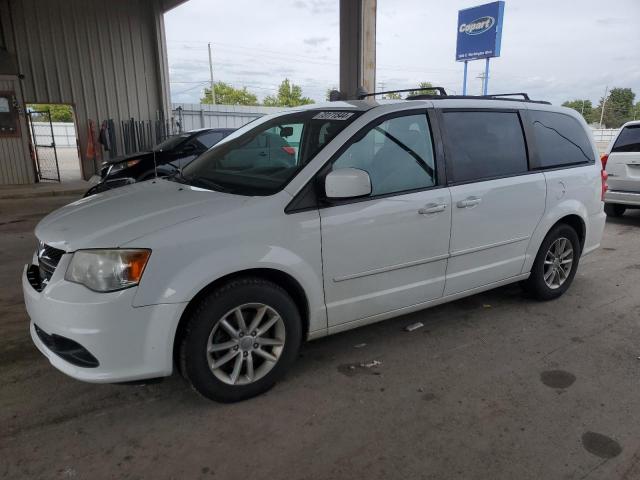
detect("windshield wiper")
[166,170,189,184]
[189,176,234,193]
[168,171,232,193]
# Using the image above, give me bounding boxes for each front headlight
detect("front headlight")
[108,159,141,175]
[65,249,151,292]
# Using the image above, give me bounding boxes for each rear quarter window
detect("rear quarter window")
[530,111,594,168]
[612,125,640,153]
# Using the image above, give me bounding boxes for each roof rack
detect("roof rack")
[486,93,530,100]
[359,86,448,99]
[405,92,550,105]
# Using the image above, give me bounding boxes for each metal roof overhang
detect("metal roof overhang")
[159,0,190,13]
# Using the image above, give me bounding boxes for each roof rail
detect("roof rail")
[405,92,551,105]
[485,92,530,100]
[359,86,447,99]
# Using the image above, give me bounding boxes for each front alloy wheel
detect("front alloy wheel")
[180,277,302,402]
[207,304,285,385]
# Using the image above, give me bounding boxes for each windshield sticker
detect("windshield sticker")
[313,111,354,120]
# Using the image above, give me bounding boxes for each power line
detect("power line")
[167,40,460,73]
[171,81,209,96]
[169,78,327,92]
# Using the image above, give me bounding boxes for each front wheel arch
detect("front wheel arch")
[172,268,309,371]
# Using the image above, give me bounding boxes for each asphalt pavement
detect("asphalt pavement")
[1,195,639,480]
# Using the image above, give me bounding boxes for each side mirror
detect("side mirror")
[181,143,196,154]
[280,126,294,137]
[324,168,371,199]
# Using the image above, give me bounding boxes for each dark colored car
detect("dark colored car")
[85,128,235,196]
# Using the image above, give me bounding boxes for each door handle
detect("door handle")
[456,197,482,208]
[418,203,447,214]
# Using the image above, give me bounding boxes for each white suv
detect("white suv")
[23,95,606,402]
[603,120,640,217]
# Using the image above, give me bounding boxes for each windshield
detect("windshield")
[154,134,189,152]
[180,110,360,195]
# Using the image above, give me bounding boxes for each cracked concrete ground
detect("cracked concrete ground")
[1,195,639,480]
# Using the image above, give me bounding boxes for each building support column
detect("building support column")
[339,0,376,100]
[153,0,173,126]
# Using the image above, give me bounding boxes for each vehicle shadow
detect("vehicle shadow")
[605,208,640,227]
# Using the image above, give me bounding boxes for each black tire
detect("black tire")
[523,224,581,301]
[179,277,302,402]
[604,203,626,217]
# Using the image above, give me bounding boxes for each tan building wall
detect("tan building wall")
[0,0,184,184]
[0,75,33,183]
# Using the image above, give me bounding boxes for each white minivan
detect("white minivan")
[23,94,606,402]
[603,120,640,217]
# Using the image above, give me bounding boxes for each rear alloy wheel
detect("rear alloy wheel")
[180,277,302,402]
[523,224,581,300]
[542,237,574,290]
[604,203,626,217]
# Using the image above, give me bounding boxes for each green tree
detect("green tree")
[406,82,436,98]
[201,81,259,106]
[263,79,315,107]
[593,87,636,128]
[385,92,403,100]
[27,104,74,122]
[562,99,594,123]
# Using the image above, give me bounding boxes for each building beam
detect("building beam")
[339,0,376,100]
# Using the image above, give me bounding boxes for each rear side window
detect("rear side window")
[612,125,640,153]
[441,111,528,184]
[530,111,594,167]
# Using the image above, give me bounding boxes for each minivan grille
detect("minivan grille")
[38,244,65,282]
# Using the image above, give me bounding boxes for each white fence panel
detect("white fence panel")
[591,128,619,144]
[31,122,77,147]
[172,103,288,132]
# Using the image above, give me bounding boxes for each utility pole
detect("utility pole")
[581,99,585,115]
[599,85,608,128]
[208,42,216,105]
[477,72,486,95]
[377,81,385,97]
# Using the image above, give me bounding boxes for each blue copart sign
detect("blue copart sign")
[456,1,505,62]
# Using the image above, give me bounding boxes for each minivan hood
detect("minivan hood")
[35,179,249,251]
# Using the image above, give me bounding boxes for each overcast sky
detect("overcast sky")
[165,0,640,106]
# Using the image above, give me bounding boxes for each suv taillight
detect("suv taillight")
[600,154,609,201]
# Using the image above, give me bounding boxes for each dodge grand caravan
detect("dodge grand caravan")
[23,92,606,402]
[602,120,640,217]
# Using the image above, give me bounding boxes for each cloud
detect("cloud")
[292,0,335,15]
[595,17,628,25]
[165,0,640,105]
[304,36,329,46]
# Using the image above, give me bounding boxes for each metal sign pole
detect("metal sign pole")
[462,61,468,95]
[483,58,490,95]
